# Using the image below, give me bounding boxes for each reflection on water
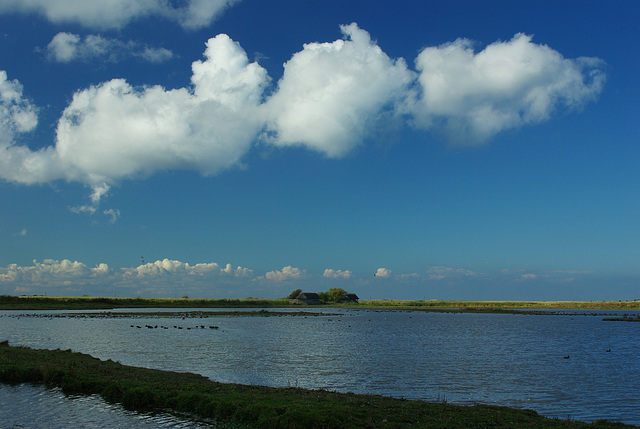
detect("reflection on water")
[0,383,211,428]
[1,308,639,425]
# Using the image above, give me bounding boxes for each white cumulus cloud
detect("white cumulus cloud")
[0,259,112,284]
[374,267,391,278]
[46,32,174,63]
[0,27,606,214]
[123,258,253,278]
[410,33,606,144]
[262,23,414,157]
[0,71,66,185]
[427,266,480,280]
[0,71,38,136]
[178,0,241,30]
[0,0,240,30]
[0,258,254,295]
[53,34,268,200]
[265,266,305,281]
[323,268,352,279]
[1,34,269,206]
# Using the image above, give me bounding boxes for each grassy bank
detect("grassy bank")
[360,299,640,311]
[0,295,291,310]
[2,295,640,311]
[0,342,633,428]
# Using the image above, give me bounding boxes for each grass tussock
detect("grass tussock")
[0,341,634,428]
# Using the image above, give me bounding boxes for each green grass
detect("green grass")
[2,295,640,311]
[359,299,640,310]
[0,295,292,310]
[0,341,634,428]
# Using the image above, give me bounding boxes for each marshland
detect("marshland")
[2,296,640,427]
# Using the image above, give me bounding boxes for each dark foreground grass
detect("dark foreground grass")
[0,342,633,428]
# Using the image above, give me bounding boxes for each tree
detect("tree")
[287,289,302,299]
[319,288,347,304]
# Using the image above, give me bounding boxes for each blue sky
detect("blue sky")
[0,0,638,300]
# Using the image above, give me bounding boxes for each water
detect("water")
[1,308,639,426]
[0,383,212,428]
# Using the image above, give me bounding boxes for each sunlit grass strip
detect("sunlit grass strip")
[359,299,640,310]
[0,295,292,310]
[0,342,633,428]
[1,295,640,311]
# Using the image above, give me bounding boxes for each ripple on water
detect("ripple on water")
[0,383,213,428]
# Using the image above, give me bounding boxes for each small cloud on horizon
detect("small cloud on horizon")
[427,266,480,281]
[374,267,392,278]
[264,266,305,281]
[323,268,352,279]
[0,258,623,300]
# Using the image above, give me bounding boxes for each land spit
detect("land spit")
[2,295,640,311]
[0,341,635,428]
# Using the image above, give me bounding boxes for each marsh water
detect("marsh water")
[0,383,212,428]
[1,307,639,426]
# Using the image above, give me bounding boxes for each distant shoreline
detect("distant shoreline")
[1,295,639,311]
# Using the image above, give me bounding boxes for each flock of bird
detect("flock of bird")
[130,324,219,330]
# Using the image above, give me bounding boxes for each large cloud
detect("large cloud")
[0,71,66,184]
[262,23,414,157]
[0,0,240,30]
[1,34,268,208]
[0,27,606,211]
[410,33,606,144]
[54,34,268,192]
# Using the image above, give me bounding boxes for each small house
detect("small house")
[292,292,321,305]
[339,293,359,303]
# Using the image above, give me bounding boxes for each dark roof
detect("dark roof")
[296,292,320,300]
[339,293,359,302]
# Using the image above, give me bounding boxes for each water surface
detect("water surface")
[0,383,212,428]
[1,308,639,425]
